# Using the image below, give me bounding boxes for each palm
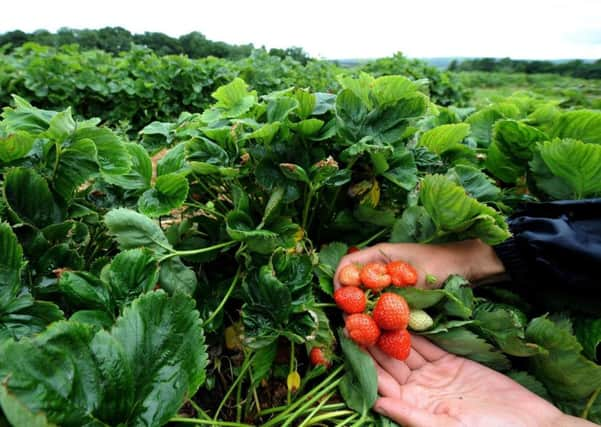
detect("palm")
[371,335,564,427]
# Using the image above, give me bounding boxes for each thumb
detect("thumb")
[373,397,459,427]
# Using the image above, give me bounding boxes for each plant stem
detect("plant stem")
[169,417,254,427]
[287,341,296,405]
[158,240,237,263]
[297,391,335,427]
[332,412,359,427]
[302,188,315,231]
[303,410,356,426]
[213,353,254,421]
[202,265,242,328]
[261,366,343,427]
[582,387,601,419]
[357,227,389,248]
[187,399,211,420]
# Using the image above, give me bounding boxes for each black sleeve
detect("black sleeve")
[493,198,601,292]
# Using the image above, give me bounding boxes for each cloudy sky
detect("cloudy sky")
[2,0,601,59]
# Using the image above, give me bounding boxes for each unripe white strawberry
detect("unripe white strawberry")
[408,309,434,331]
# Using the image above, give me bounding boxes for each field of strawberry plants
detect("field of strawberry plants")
[1,45,601,426]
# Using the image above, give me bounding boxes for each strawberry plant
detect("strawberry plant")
[1,68,601,426]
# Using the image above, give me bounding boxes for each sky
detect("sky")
[2,0,601,60]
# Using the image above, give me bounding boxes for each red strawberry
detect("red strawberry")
[387,261,418,287]
[338,263,362,287]
[345,313,381,346]
[334,286,366,314]
[309,347,331,368]
[377,329,411,361]
[360,262,391,290]
[373,293,410,330]
[346,246,360,254]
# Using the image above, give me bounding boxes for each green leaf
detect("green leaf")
[419,123,470,156]
[575,317,601,362]
[390,206,436,243]
[3,167,63,228]
[58,271,111,311]
[0,292,207,427]
[157,143,187,176]
[70,310,114,329]
[158,257,198,295]
[104,208,172,253]
[267,96,298,122]
[186,137,229,166]
[427,327,511,371]
[531,139,601,200]
[371,75,419,106]
[1,96,54,134]
[0,222,23,296]
[294,89,316,120]
[0,379,58,427]
[279,163,310,184]
[0,131,35,163]
[73,127,131,177]
[382,146,418,191]
[492,119,548,161]
[210,78,257,118]
[103,143,152,190]
[103,249,159,307]
[0,322,102,426]
[339,332,378,414]
[0,298,64,344]
[251,341,277,387]
[419,175,510,245]
[485,141,524,184]
[53,138,98,200]
[111,291,207,426]
[446,165,501,202]
[47,109,76,141]
[552,110,601,145]
[441,275,474,319]
[138,173,189,217]
[389,287,446,309]
[466,107,504,147]
[315,242,348,296]
[526,316,601,400]
[295,119,324,136]
[473,303,541,357]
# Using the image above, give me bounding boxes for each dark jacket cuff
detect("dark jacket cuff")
[493,237,528,281]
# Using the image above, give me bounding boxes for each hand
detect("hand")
[370,335,596,427]
[334,240,506,290]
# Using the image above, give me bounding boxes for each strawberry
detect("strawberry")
[377,329,411,361]
[408,309,434,331]
[309,347,331,368]
[338,263,362,287]
[345,313,381,346]
[387,261,418,287]
[372,292,410,330]
[334,286,366,314]
[346,246,360,254]
[360,262,391,290]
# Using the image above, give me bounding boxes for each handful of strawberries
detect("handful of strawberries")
[335,260,418,361]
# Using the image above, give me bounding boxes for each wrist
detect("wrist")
[458,239,506,282]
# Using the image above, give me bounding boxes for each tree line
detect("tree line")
[0,27,310,63]
[448,57,601,79]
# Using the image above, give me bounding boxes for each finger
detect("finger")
[374,360,402,398]
[405,348,427,370]
[374,397,459,427]
[410,334,448,362]
[369,345,411,385]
